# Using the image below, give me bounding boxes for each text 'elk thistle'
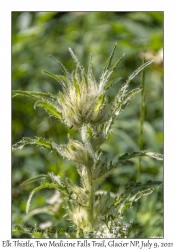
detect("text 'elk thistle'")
[12,43,163,238]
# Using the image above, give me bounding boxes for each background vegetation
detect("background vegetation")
[12,11,163,238]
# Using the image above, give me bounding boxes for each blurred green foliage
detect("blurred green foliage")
[12,12,163,238]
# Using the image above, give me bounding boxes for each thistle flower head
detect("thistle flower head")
[68,202,91,231]
[42,44,153,130]
[54,49,113,129]
[57,136,93,167]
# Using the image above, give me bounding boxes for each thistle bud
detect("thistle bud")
[57,63,111,129]
[43,44,153,130]
[68,202,91,231]
[57,137,93,167]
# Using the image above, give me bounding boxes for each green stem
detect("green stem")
[86,167,94,231]
[76,226,79,238]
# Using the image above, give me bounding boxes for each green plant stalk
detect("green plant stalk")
[86,166,94,231]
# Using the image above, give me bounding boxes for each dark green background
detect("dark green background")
[12,12,163,238]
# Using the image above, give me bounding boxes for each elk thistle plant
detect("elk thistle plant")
[12,43,163,238]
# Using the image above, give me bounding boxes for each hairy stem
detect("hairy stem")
[86,167,94,231]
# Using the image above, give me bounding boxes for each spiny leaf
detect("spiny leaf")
[111,53,125,71]
[49,55,71,80]
[123,87,142,105]
[120,180,162,207]
[12,137,59,154]
[129,180,163,194]
[20,174,48,186]
[144,151,163,161]
[108,180,163,219]
[99,44,124,91]
[42,70,66,88]
[69,48,84,72]
[112,60,153,117]
[26,182,60,213]
[95,191,114,217]
[48,172,75,197]
[117,150,163,162]
[93,150,163,181]
[59,75,70,86]
[34,100,62,120]
[48,172,64,187]
[104,42,117,71]
[87,53,96,84]
[104,77,122,90]
[12,90,62,120]
[88,53,93,75]
[127,59,154,84]
[12,90,56,101]
[47,173,87,206]
[21,207,55,224]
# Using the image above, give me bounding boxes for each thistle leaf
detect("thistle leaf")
[99,43,124,91]
[113,180,163,216]
[48,172,77,197]
[111,53,125,71]
[88,53,93,75]
[12,136,59,155]
[49,55,71,81]
[34,101,62,120]
[20,174,48,186]
[104,42,117,71]
[123,87,142,105]
[12,90,56,101]
[26,183,60,213]
[59,75,70,86]
[115,88,142,115]
[144,151,163,161]
[87,53,97,85]
[47,173,88,207]
[12,90,62,120]
[112,60,153,117]
[93,150,163,181]
[69,48,84,72]
[104,77,122,90]
[127,59,154,84]
[95,191,114,217]
[99,180,163,222]
[42,70,66,88]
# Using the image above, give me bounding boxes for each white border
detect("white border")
[1,0,175,247]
